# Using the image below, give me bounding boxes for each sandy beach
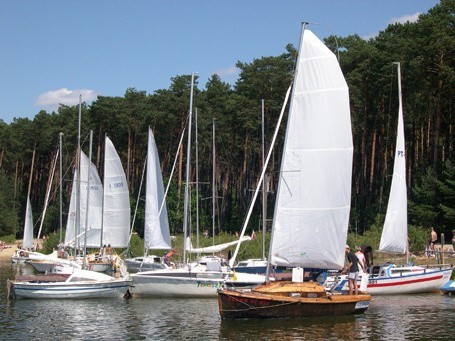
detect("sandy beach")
[0,242,18,261]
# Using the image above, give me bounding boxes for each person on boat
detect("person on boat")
[344,245,359,295]
[163,249,177,267]
[106,244,113,261]
[355,246,368,293]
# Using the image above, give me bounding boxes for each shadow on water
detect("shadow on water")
[219,314,369,340]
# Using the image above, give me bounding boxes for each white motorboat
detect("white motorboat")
[7,267,131,299]
[326,263,453,295]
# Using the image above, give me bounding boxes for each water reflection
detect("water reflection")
[1,262,453,340]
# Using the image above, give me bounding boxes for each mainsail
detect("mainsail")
[102,136,130,248]
[270,29,353,270]
[65,151,103,248]
[379,63,407,254]
[144,127,172,250]
[22,196,34,249]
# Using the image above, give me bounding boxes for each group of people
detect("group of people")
[99,244,113,261]
[344,245,369,295]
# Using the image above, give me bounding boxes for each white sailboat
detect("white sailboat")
[328,62,452,295]
[65,151,104,250]
[130,75,266,297]
[101,136,131,249]
[218,25,371,318]
[8,100,131,298]
[126,127,172,272]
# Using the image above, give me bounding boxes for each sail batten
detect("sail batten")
[270,28,353,270]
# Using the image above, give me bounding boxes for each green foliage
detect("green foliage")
[0,170,19,236]
[0,234,16,244]
[128,233,145,257]
[0,1,453,244]
[41,231,61,254]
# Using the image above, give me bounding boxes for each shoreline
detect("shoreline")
[0,243,17,261]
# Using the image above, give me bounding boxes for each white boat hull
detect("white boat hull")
[329,267,453,295]
[131,270,266,298]
[9,280,131,299]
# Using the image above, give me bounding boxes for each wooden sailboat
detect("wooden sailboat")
[218,24,371,318]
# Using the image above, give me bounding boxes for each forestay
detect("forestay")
[65,151,104,248]
[379,64,407,254]
[270,29,353,270]
[144,128,172,250]
[102,136,130,248]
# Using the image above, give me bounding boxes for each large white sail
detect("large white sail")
[379,64,407,254]
[102,136,130,248]
[144,128,172,250]
[65,151,103,248]
[22,196,34,249]
[270,29,353,270]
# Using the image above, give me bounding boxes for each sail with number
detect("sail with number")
[144,127,172,250]
[379,63,407,254]
[102,136,130,248]
[65,151,103,248]
[269,29,353,270]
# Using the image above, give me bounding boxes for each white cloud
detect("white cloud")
[388,12,421,25]
[363,12,422,40]
[35,88,99,111]
[214,66,240,77]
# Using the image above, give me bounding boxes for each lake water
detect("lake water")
[1,261,454,340]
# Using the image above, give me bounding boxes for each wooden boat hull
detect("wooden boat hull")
[218,290,370,319]
[218,281,371,319]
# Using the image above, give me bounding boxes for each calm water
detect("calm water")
[1,261,454,340]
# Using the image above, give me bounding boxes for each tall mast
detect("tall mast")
[261,99,267,260]
[59,132,63,244]
[76,95,82,253]
[83,130,93,268]
[195,108,200,249]
[183,72,195,264]
[212,119,216,248]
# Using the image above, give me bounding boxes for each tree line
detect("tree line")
[0,0,453,241]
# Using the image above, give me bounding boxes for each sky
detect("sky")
[0,0,440,123]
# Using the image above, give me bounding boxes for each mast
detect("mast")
[59,132,63,244]
[212,119,216,248]
[76,95,82,253]
[229,85,292,268]
[195,108,200,249]
[83,130,93,268]
[261,99,267,260]
[37,150,58,240]
[100,133,106,249]
[183,72,195,264]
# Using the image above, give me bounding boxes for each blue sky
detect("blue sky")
[0,1,440,123]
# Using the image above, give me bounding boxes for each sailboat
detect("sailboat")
[10,196,35,263]
[218,25,371,318]
[8,109,131,298]
[329,63,453,295]
[125,127,172,273]
[130,76,266,297]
